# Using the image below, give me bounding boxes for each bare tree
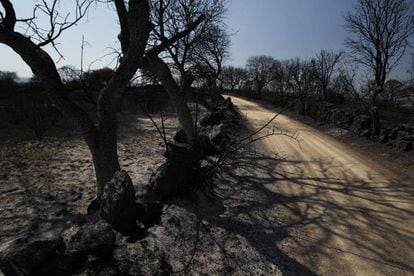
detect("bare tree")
[139,68,159,86]
[246,55,277,97]
[221,66,248,92]
[270,59,293,103]
[146,0,228,144]
[58,65,81,85]
[345,0,414,135]
[332,67,360,101]
[149,0,226,85]
[289,58,318,105]
[314,50,343,101]
[192,23,231,90]
[0,0,207,199]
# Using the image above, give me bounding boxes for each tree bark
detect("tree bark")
[144,56,196,145]
[87,127,120,198]
[370,89,381,136]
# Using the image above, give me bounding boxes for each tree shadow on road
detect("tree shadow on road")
[201,148,414,275]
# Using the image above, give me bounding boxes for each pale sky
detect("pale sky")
[0,0,412,79]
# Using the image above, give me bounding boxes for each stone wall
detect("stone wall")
[234,90,414,153]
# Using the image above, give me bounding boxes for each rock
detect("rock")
[174,132,218,156]
[149,161,197,201]
[100,171,138,236]
[136,200,163,228]
[406,117,414,130]
[359,115,372,130]
[397,131,414,142]
[97,265,119,276]
[85,254,102,270]
[33,252,73,276]
[113,236,172,276]
[379,129,390,143]
[87,198,101,216]
[77,254,103,275]
[360,129,372,137]
[173,129,187,144]
[0,236,63,275]
[336,112,355,129]
[222,97,234,110]
[200,123,227,145]
[66,220,116,259]
[388,127,400,141]
[393,138,412,152]
[350,115,372,134]
[165,142,199,164]
[77,254,118,276]
[391,131,414,151]
[200,111,225,126]
[195,134,218,156]
[114,200,200,275]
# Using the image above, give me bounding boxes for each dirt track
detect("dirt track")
[231,96,414,275]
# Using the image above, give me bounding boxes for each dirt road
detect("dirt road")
[230,96,414,275]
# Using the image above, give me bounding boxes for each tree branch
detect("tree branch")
[147,14,205,56]
[0,0,16,30]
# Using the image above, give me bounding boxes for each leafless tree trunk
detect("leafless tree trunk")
[0,0,206,198]
[144,55,197,145]
[146,0,228,143]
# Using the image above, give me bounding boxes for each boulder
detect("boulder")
[165,142,199,164]
[358,115,372,130]
[173,129,187,144]
[200,123,227,145]
[391,131,414,152]
[345,113,356,129]
[113,235,172,276]
[66,220,116,259]
[100,171,138,236]
[350,115,372,135]
[393,137,412,152]
[195,134,218,156]
[149,161,197,201]
[174,131,218,156]
[388,127,400,141]
[136,200,163,228]
[200,111,225,126]
[222,97,234,109]
[406,117,414,131]
[397,131,414,142]
[34,252,73,276]
[379,129,390,144]
[0,236,64,275]
[114,200,199,275]
[360,129,372,138]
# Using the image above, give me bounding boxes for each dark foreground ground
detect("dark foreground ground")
[1,97,413,275]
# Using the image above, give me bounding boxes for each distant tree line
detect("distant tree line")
[222,0,414,134]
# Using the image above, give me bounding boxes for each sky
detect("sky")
[0,0,411,79]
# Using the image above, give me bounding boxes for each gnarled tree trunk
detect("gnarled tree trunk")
[370,88,382,136]
[145,56,196,145]
[87,127,120,198]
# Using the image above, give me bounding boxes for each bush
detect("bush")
[16,92,62,140]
